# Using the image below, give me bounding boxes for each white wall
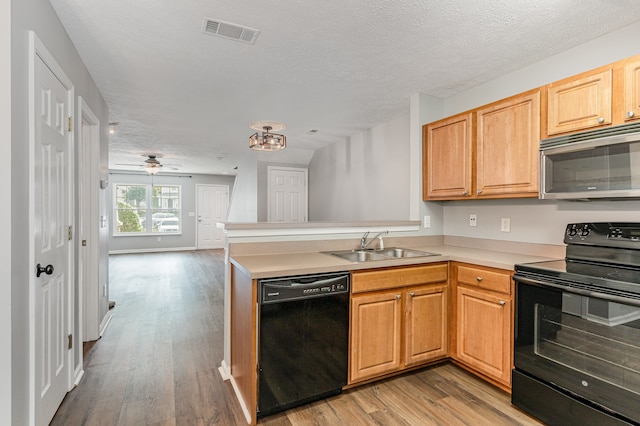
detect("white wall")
[309,114,411,221]
[107,172,236,252]
[1,1,11,423]
[11,0,109,423]
[227,156,258,222]
[432,20,640,246]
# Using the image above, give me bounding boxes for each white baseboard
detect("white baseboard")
[73,368,85,388]
[99,311,112,337]
[230,375,252,425]
[218,360,230,380]
[109,246,197,255]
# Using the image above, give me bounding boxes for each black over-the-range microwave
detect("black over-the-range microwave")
[540,122,640,200]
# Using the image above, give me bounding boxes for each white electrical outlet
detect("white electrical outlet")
[501,218,511,232]
[469,214,477,227]
[423,215,431,228]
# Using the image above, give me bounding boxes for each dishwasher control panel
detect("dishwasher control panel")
[259,272,350,304]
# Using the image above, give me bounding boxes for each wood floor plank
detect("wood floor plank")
[51,250,542,426]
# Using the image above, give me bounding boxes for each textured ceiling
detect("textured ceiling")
[49,0,640,175]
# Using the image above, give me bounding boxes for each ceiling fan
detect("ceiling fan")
[116,154,179,175]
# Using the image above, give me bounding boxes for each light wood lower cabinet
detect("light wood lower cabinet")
[350,289,403,382]
[449,262,513,390]
[456,285,511,386]
[404,284,448,366]
[349,264,448,384]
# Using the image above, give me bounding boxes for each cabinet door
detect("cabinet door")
[476,91,540,197]
[456,286,511,386]
[546,69,612,136]
[423,113,473,200]
[350,290,402,383]
[624,58,640,122]
[404,284,447,366]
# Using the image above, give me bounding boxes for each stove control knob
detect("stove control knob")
[568,228,578,237]
[581,228,590,237]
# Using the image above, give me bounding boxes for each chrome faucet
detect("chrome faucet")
[360,230,388,250]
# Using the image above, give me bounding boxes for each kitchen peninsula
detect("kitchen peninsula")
[218,221,563,425]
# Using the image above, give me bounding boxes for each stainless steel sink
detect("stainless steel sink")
[327,250,390,262]
[375,247,440,258]
[325,247,440,262]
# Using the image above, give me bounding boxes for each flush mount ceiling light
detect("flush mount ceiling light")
[108,122,118,135]
[248,121,287,151]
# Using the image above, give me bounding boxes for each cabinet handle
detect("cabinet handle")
[476,276,483,282]
[628,111,635,118]
[598,117,605,124]
[499,300,506,306]
[462,190,468,196]
[409,292,415,297]
[396,295,401,300]
[477,189,482,194]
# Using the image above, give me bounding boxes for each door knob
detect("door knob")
[36,264,54,277]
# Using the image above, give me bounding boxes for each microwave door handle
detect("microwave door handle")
[515,276,640,308]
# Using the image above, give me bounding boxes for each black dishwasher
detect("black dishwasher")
[257,272,350,418]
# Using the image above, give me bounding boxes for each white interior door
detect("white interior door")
[31,33,74,426]
[268,166,308,222]
[197,184,229,249]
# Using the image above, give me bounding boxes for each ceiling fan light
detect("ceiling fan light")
[145,164,162,174]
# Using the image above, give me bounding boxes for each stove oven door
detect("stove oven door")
[514,277,640,424]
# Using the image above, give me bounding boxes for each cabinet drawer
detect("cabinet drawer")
[352,263,448,293]
[456,264,511,294]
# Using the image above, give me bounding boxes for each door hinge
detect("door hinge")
[68,116,73,132]
[68,334,73,350]
[68,225,73,241]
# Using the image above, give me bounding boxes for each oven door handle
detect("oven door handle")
[514,275,640,308]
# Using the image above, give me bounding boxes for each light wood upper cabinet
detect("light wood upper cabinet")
[545,67,612,137]
[476,90,540,197]
[423,113,473,200]
[623,57,640,122]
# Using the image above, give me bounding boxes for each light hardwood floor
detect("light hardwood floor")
[51,250,542,425]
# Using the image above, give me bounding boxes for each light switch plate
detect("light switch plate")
[423,215,431,228]
[501,218,511,232]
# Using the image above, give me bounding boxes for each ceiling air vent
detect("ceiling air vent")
[202,18,260,44]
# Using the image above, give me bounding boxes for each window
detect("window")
[114,184,181,235]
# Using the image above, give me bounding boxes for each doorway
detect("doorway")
[196,184,229,249]
[78,97,107,346]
